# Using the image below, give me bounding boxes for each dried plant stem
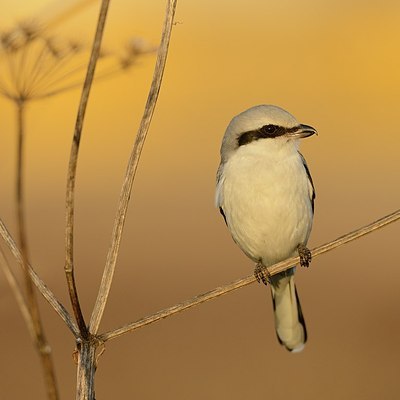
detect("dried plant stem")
[65,0,110,338]
[0,247,36,340]
[89,0,178,334]
[99,208,400,342]
[75,339,99,400]
[1,249,61,400]
[15,101,60,400]
[0,218,80,337]
[62,1,112,398]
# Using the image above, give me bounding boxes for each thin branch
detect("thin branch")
[15,101,60,400]
[0,247,36,340]
[89,0,178,334]
[15,102,35,316]
[15,101,40,339]
[1,249,61,400]
[64,0,110,338]
[0,218,80,338]
[99,208,400,342]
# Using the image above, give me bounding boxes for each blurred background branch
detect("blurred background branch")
[0,247,36,343]
[0,218,79,337]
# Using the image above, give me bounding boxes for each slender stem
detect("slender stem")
[0,247,36,341]
[64,0,110,338]
[15,101,60,400]
[0,250,61,400]
[99,208,400,342]
[75,338,99,400]
[0,218,80,337]
[89,0,178,334]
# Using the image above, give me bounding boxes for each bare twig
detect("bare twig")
[65,0,110,338]
[99,208,400,342]
[89,0,178,334]
[0,218,80,338]
[15,101,60,400]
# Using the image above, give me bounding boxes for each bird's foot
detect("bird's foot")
[297,244,312,268]
[254,262,271,286]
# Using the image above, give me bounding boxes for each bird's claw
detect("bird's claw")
[254,262,271,286]
[298,244,312,268]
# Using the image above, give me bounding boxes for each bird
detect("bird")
[215,104,316,352]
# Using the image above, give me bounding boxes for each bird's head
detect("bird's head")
[220,105,317,162]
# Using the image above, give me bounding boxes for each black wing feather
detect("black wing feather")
[298,151,315,213]
[219,207,227,225]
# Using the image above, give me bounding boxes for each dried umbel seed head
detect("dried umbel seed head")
[0,30,23,53]
[0,22,156,102]
[44,37,64,58]
[68,40,83,54]
[18,20,41,42]
[117,37,157,70]
[125,37,157,57]
[0,21,41,53]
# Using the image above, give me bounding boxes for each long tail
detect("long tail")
[270,271,307,352]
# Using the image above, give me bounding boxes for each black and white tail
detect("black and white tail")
[270,273,307,352]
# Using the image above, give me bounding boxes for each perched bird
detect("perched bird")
[216,105,316,352]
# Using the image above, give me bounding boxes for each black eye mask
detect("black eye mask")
[237,124,299,146]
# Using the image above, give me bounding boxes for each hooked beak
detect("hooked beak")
[288,124,317,139]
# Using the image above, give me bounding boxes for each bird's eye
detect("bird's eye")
[261,124,277,135]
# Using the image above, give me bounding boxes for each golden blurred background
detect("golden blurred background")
[1,0,400,398]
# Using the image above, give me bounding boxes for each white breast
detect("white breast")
[216,138,313,266]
